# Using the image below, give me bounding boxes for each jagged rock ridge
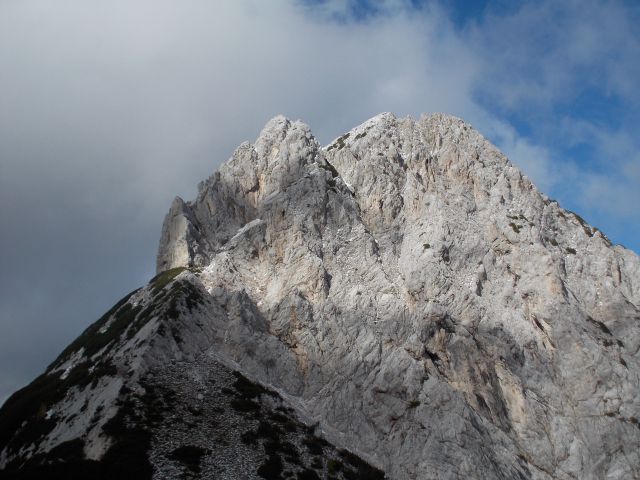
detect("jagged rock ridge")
[2,113,639,480]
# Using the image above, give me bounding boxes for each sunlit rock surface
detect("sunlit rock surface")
[2,113,639,479]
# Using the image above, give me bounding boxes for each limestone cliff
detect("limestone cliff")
[2,113,639,479]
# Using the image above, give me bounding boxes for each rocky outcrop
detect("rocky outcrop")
[156,115,322,272]
[156,197,205,272]
[2,113,639,479]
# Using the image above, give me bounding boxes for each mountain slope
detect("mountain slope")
[0,268,384,479]
[1,113,639,479]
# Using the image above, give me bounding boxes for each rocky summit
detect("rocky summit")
[1,113,639,480]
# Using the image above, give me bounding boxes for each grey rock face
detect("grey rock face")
[2,113,639,479]
[155,112,640,479]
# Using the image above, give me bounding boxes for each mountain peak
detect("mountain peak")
[3,113,639,479]
[156,112,527,274]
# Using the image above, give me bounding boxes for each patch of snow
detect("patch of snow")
[99,321,112,334]
[60,366,72,380]
[54,347,85,377]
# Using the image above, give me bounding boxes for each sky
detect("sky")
[1,0,639,405]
